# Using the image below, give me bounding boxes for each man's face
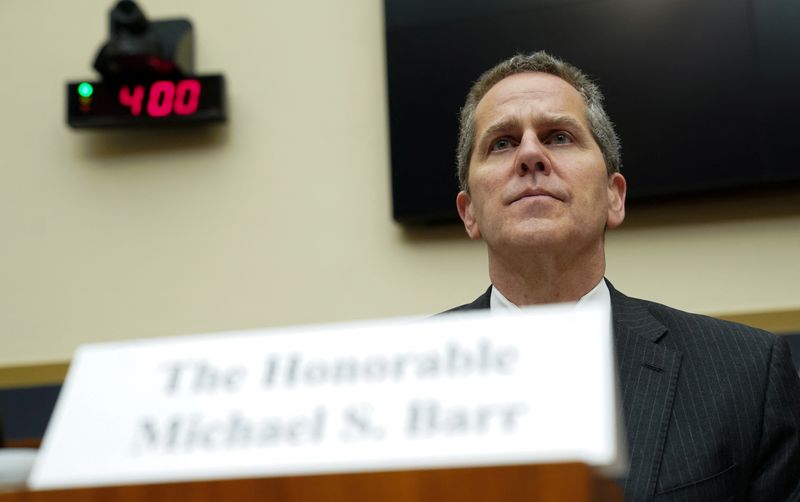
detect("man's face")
[456,72,626,255]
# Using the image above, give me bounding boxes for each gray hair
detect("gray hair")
[456,51,621,192]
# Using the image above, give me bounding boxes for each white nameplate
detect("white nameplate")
[29,304,626,489]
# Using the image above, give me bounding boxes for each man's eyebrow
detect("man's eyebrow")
[542,114,585,131]
[478,119,518,145]
[477,114,586,145]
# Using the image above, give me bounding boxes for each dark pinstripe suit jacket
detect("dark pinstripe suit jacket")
[446,282,800,501]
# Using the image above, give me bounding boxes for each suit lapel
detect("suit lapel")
[609,284,682,501]
[456,283,683,499]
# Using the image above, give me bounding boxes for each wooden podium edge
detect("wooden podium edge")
[1,463,622,502]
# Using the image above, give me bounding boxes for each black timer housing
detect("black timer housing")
[67,0,226,129]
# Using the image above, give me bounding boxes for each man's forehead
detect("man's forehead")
[474,72,588,132]
[481,71,582,100]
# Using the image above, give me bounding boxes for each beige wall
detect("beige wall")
[1,0,799,367]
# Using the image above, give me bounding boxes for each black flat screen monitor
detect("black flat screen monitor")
[385,0,800,224]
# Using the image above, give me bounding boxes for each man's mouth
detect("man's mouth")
[510,188,562,204]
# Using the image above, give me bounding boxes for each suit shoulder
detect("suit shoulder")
[634,295,777,351]
[438,300,487,316]
[439,304,476,315]
[438,286,492,315]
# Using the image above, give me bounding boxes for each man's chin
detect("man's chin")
[494,225,567,251]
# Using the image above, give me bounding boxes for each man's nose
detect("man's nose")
[515,133,551,177]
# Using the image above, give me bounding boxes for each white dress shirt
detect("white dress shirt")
[489,279,611,312]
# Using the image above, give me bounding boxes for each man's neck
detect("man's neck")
[487,244,607,306]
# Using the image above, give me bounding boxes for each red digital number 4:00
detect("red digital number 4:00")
[118,80,202,117]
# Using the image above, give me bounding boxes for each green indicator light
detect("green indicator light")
[77,82,94,98]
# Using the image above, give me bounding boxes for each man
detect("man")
[447,52,800,501]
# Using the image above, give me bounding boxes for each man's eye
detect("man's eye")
[490,138,514,151]
[548,132,573,145]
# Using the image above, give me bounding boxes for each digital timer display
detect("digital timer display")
[66,74,226,128]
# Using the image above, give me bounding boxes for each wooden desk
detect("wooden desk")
[2,463,622,502]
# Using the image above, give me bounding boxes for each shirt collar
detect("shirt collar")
[490,279,610,312]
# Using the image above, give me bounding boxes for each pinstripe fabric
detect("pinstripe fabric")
[446,282,800,501]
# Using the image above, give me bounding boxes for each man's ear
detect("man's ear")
[456,190,482,239]
[606,172,627,229]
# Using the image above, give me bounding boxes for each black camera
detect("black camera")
[93,0,194,78]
